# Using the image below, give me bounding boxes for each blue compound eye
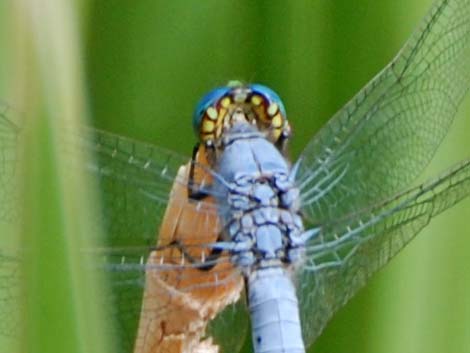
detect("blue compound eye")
[249,84,287,118]
[193,86,230,135]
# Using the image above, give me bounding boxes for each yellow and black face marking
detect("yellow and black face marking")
[193,82,291,151]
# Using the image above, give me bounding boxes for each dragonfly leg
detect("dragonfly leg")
[207,238,256,267]
[292,227,321,246]
[166,239,224,271]
[187,143,210,200]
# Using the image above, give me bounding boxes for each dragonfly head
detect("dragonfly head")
[193,82,291,152]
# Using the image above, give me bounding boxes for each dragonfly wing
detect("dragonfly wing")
[297,0,470,224]
[96,249,246,353]
[0,101,199,244]
[296,159,470,346]
[0,107,248,352]
[0,105,21,223]
[0,253,20,338]
[62,126,194,247]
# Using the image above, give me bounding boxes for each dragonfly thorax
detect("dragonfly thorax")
[213,123,306,270]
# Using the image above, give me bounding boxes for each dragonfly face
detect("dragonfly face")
[1,0,470,352]
[192,82,291,154]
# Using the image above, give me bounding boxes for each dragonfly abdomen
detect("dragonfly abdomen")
[248,267,305,353]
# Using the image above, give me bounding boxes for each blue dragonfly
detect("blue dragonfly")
[1,0,470,352]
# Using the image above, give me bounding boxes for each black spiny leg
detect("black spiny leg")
[188,143,210,200]
[166,237,223,271]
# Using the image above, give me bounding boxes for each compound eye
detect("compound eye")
[249,84,287,118]
[249,84,289,145]
[193,86,230,136]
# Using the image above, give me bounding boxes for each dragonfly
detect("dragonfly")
[1,0,470,352]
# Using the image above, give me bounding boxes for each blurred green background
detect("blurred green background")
[1,0,469,353]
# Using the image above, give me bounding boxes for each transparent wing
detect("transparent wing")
[297,0,470,224]
[0,107,248,353]
[95,244,246,353]
[0,253,21,338]
[0,106,23,342]
[296,159,470,346]
[0,247,247,353]
[62,126,194,247]
[0,102,191,237]
[0,104,21,223]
